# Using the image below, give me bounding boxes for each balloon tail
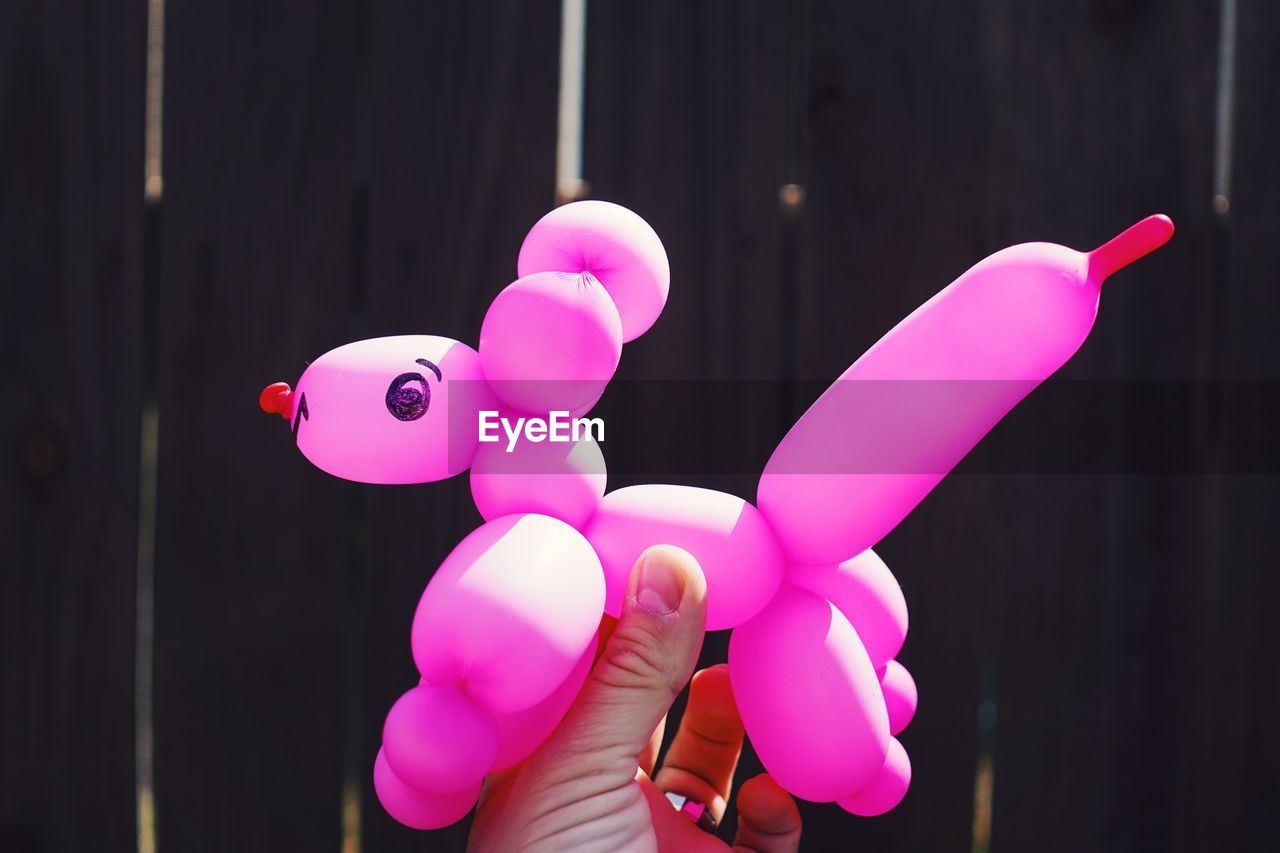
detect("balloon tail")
[1088,214,1174,282]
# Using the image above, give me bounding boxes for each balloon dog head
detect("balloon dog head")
[260,199,669,486]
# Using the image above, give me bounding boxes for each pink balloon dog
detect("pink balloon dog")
[260,200,1173,829]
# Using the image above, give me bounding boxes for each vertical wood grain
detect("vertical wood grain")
[0,2,147,850]
[1198,0,1280,849]
[153,1,360,850]
[988,2,1220,850]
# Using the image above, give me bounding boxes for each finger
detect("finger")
[470,770,519,849]
[525,545,708,786]
[480,763,520,794]
[654,664,744,822]
[595,613,618,663]
[638,775,726,852]
[731,775,802,853]
[639,714,667,777]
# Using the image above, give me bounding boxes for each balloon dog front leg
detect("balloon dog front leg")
[376,514,605,829]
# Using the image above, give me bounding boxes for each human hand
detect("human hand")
[467,545,802,852]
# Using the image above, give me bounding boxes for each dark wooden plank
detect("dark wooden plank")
[0,1,147,850]
[987,2,1219,851]
[358,3,562,850]
[153,1,361,850]
[797,2,1005,850]
[580,0,789,845]
[584,0,788,497]
[1202,0,1280,849]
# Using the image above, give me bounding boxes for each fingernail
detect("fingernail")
[636,549,684,615]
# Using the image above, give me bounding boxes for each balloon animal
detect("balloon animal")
[260,200,1173,829]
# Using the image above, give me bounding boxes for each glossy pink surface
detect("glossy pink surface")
[411,514,604,714]
[788,549,907,669]
[470,434,606,529]
[517,199,670,341]
[586,484,785,630]
[382,683,496,793]
[729,583,890,802]
[490,635,596,771]
[373,749,482,830]
[879,659,918,736]
[479,270,622,415]
[293,335,494,484]
[837,737,912,817]
[758,216,1173,565]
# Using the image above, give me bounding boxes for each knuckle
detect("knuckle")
[594,624,682,696]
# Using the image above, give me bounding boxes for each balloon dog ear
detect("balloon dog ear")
[516,200,670,342]
[479,201,671,416]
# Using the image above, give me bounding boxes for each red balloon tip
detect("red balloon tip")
[259,382,294,420]
[1089,214,1174,282]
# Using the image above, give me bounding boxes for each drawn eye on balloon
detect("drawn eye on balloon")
[385,358,443,422]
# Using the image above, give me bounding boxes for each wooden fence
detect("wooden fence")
[2,1,1277,851]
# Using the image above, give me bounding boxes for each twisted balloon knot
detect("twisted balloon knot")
[259,382,294,420]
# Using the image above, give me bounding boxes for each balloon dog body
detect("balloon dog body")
[261,201,1173,829]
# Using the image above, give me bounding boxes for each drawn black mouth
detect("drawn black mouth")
[292,392,309,438]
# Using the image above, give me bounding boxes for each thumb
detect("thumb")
[530,545,708,782]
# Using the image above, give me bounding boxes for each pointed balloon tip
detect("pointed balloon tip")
[1089,214,1175,282]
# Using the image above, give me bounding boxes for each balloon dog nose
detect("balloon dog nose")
[258,381,293,420]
